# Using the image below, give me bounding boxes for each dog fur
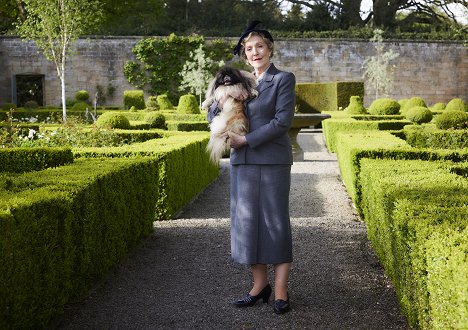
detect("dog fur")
[202,67,258,164]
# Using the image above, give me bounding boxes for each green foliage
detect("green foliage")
[405,106,433,124]
[146,96,159,110]
[295,81,364,113]
[0,147,73,173]
[16,0,103,123]
[24,100,39,110]
[179,44,222,106]
[144,112,166,129]
[368,98,400,115]
[435,110,468,130]
[177,94,200,114]
[157,95,174,110]
[1,103,16,111]
[430,102,446,111]
[445,98,467,112]
[359,158,468,329]
[166,121,209,132]
[96,112,131,129]
[322,117,410,152]
[344,96,367,114]
[403,125,468,149]
[71,101,89,111]
[123,90,145,110]
[75,90,90,102]
[362,29,399,99]
[401,96,427,114]
[123,34,232,104]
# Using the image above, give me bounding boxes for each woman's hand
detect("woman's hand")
[228,132,247,149]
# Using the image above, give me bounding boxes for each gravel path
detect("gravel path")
[51,130,408,330]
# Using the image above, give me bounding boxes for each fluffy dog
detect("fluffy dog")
[202,66,258,164]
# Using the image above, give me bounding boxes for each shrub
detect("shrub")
[129,106,137,112]
[398,98,409,109]
[435,111,468,130]
[401,97,427,114]
[445,98,467,112]
[144,112,166,129]
[123,90,145,110]
[24,100,39,110]
[146,96,159,110]
[157,94,174,110]
[71,101,89,111]
[177,94,200,114]
[96,112,131,129]
[368,98,400,115]
[75,90,90,102]
[344,96,367,114]
[2,103,16,111]
[405,106,433,124]
[430,102,446,111]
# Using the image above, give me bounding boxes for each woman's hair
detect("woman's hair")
[239,31,274,60]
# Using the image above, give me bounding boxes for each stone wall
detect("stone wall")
[0,36,466,107]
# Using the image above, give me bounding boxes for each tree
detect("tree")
[16,0,103,123]
[179,45,224,106]
[362,29,399,99]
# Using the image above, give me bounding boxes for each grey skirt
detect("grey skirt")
[230,164,293,265]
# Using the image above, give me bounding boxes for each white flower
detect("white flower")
[28,129,36,139]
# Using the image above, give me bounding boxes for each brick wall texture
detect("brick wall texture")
[0,36,466,107]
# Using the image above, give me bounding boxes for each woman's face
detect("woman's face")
[244,35,272,74]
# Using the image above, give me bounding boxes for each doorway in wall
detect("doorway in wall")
[15,74,44,107]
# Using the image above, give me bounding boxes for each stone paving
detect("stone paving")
[51,130,408,330]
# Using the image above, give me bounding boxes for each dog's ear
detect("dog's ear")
[205,75,217,99]
[240,70,258,96]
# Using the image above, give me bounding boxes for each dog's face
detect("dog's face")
[213,67,245,89]
[206,66,258,102]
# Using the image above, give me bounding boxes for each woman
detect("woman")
[208,21,296,314]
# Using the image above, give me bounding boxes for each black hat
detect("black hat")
[232,20,274,55]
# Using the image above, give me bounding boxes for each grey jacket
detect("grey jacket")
[208,64,296,165]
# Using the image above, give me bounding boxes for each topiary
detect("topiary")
[344,96,367,114]
[1,103,16,111]
[123,90,145,110]
[96,112,131,129]
[445,98,467,112]
[75,90,90,102]
[71,101,89,111]
[398,98,409,109]
[368,98,400,115]
[144,112,166,129]
[24,100,39,110]
[146,96,160,110]
[435,110,468,130]
[400,96,427,114]
[157,94,174,110]
[405,106,433,124]
[177,94,200,114]
[129,106,137,112]
[430,102,446,111]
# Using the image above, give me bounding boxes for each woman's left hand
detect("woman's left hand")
[228,132,247,149]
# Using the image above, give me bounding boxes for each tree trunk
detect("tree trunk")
[61,61,67,124]
[372,0,400,29]
[341,0,364,28]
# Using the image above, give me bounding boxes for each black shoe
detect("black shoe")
[274,297,290,314]
[233,284,272,307]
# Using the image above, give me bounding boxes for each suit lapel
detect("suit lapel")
[257,64,277,94]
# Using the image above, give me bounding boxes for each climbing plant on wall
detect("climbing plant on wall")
[123,34,234,104]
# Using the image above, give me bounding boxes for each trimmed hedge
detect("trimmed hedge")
[295,81,364,113]
[177,94,200,114]
[334,130,468,214]
[403,125,468,149]
[0,147,74,173]
[0,132,218,329]
[166,121,209,131]
[359,158,468,329]
[123,90,145,110]
[322,117,411,152]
